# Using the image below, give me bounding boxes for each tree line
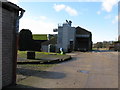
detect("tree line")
[93,41,114,48]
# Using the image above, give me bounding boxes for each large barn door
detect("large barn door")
[75,38,89,51]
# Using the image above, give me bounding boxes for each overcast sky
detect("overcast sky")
[8,0,119,43]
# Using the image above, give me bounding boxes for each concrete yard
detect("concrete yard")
[16,51,118,88]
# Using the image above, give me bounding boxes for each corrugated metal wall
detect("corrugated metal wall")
[57,24,76,52]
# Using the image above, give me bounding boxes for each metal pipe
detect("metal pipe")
[13,9,25,85]
[16,9,25,33]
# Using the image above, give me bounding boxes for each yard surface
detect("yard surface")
[17,51,71,82]
[15,51,118,88]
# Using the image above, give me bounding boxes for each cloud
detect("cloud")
[96,0,118,14]
[65,6,78,16]
[7,0,103,2]
[7,0,19,4]
[112,15,118,24]
[101,0,118,12]
[97,11,101,15]
[104,14,112,19]
[53,4,66,12]
[19,17,57,34]
[53,4,78,16]
[40,16,47,20]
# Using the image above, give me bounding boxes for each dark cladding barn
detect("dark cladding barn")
[74,26,92,51]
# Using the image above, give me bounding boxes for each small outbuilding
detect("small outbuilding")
[1,2,25,89]
[41,37,57,52]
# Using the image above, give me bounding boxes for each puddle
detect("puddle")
[79,70,89,74]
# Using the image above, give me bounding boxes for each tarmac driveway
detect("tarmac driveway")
[16,51,118,88]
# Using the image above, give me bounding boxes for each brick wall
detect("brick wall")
[2,7,17,87]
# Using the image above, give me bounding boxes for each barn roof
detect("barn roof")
[41,37,57,45]
[2,1,25,11]
[76,26,92,35]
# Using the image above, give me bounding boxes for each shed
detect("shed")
[1,2,25,89]
[41,37,57,52]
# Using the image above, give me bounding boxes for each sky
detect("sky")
[8,0,119,43]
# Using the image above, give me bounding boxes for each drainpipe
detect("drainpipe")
[16,9,25,50]
[13,9,25,85]
[16,9,25,33]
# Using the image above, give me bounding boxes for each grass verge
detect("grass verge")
[17,51,71,64]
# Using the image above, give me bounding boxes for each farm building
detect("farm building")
[19,29,48,51]
[74,26,92,51]
[41,20,92,53]
[33,34,57,51]
[114,41,120,51]
[19,21,92,53]
[56,21,76,52]
[18,29,58,52]
[1,1,25,89]
[41,36,57,52]
[54,20,92,52]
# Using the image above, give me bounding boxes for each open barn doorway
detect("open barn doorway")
[75,38,89,51]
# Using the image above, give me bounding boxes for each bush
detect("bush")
[19,29,33,51]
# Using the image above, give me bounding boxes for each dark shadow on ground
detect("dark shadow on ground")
[91,50,116,52]
[3,84,119,90]
[17,68,66,79]
[17,56,72,64]
[2,84,50,90]
[58,57,77,64]
[2,84,35,89]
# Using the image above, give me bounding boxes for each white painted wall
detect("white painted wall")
[57,23,76,52]
[69,27,76,49]
[62,24,70,52]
